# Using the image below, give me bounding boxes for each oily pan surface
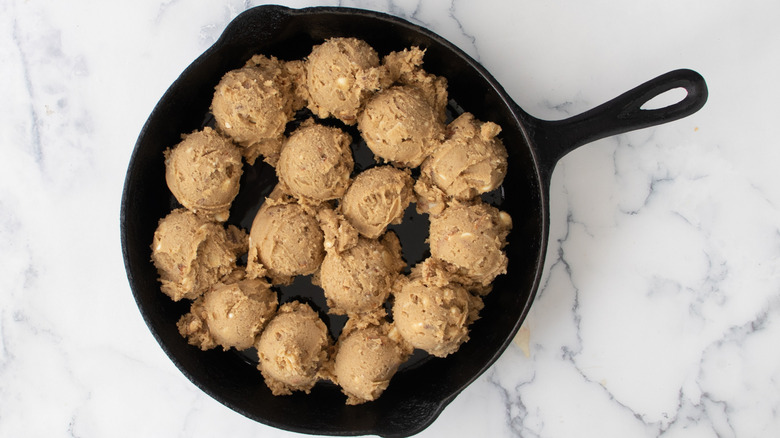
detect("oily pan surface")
[122,7,545,436]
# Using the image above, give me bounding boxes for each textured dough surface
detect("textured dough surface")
[419,112,507,202]
[151,208,247,301]
[382,46,448,123]
[393,271,482,357]
[276,121,354,203]
[318,233,405,316]
[255,301,331,395]
[305,37,389,124]
[341,165,414,239]
[164,127,243,222]
[358,86,444,168]
[177,274,278,351]
[428,201,512,289]
[332,321,411,405]
[211,54,302,165]
[246,200,324,285]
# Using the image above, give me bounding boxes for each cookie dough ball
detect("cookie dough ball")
[306,37,388,124]
[332,321,411,405]
[247,201,324,285]
[393,273,482,357]
[419,113,507,201]
[211,54,299,165]
[382,46,448,122]
[319,233,405,316]
[277,121,354,203]
[164,127,243,222]
[151,209,247,301]
[428,202,512,289]
[341,166,414,239]
[255,301,331,395]
[177,274,278,351]
[358,86,444,168]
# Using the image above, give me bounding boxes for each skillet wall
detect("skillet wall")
[121,6,547,437]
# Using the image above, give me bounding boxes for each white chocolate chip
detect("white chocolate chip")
[215,211,229,222]
[498,211,512,228]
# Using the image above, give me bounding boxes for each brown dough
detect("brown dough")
[414,113,508,216]
[318,233,405,316]
[255,301,331,395]
[177,272,278,351]
[164,127,243,222]
[428,201,512,290]
[276,120,354,203]
[246,199,325,285]
[331,320,411,405]
[393,265,483,357]
[305,37,390,124]
[211,54,302,165]
[358,86,444,168]
[341,165,414,239]
[151,208,247,301]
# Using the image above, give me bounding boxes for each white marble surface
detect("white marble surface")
[2,0,779,436]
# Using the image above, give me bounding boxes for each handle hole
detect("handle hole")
[640,87,688,110]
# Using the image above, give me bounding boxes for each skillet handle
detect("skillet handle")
[525,69,708,183]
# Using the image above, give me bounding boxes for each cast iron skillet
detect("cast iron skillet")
[121,5,708,437]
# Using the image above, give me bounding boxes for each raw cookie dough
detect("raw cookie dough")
[341,165,414,239]
[393,264,483,357]
[281,59,308,113]
[305,37,389,124]
[153,39,517,404]
[331,320,412,405]
[317,207,360,254]
[318,233,405,316]
[211,54,302,165]
[416,112,507,211]
[164,127,243,222]
[358,86,444,168]
[428,201,512,291]
[246,199,325,285]
[151,208,247,301]
[255,301,331,395]
[276,120,354,203]
[177,272,278,351]
[383,46,448,123]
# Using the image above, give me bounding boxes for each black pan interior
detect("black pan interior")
[121,6,547,437]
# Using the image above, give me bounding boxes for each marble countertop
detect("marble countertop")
[2,0,779,437]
